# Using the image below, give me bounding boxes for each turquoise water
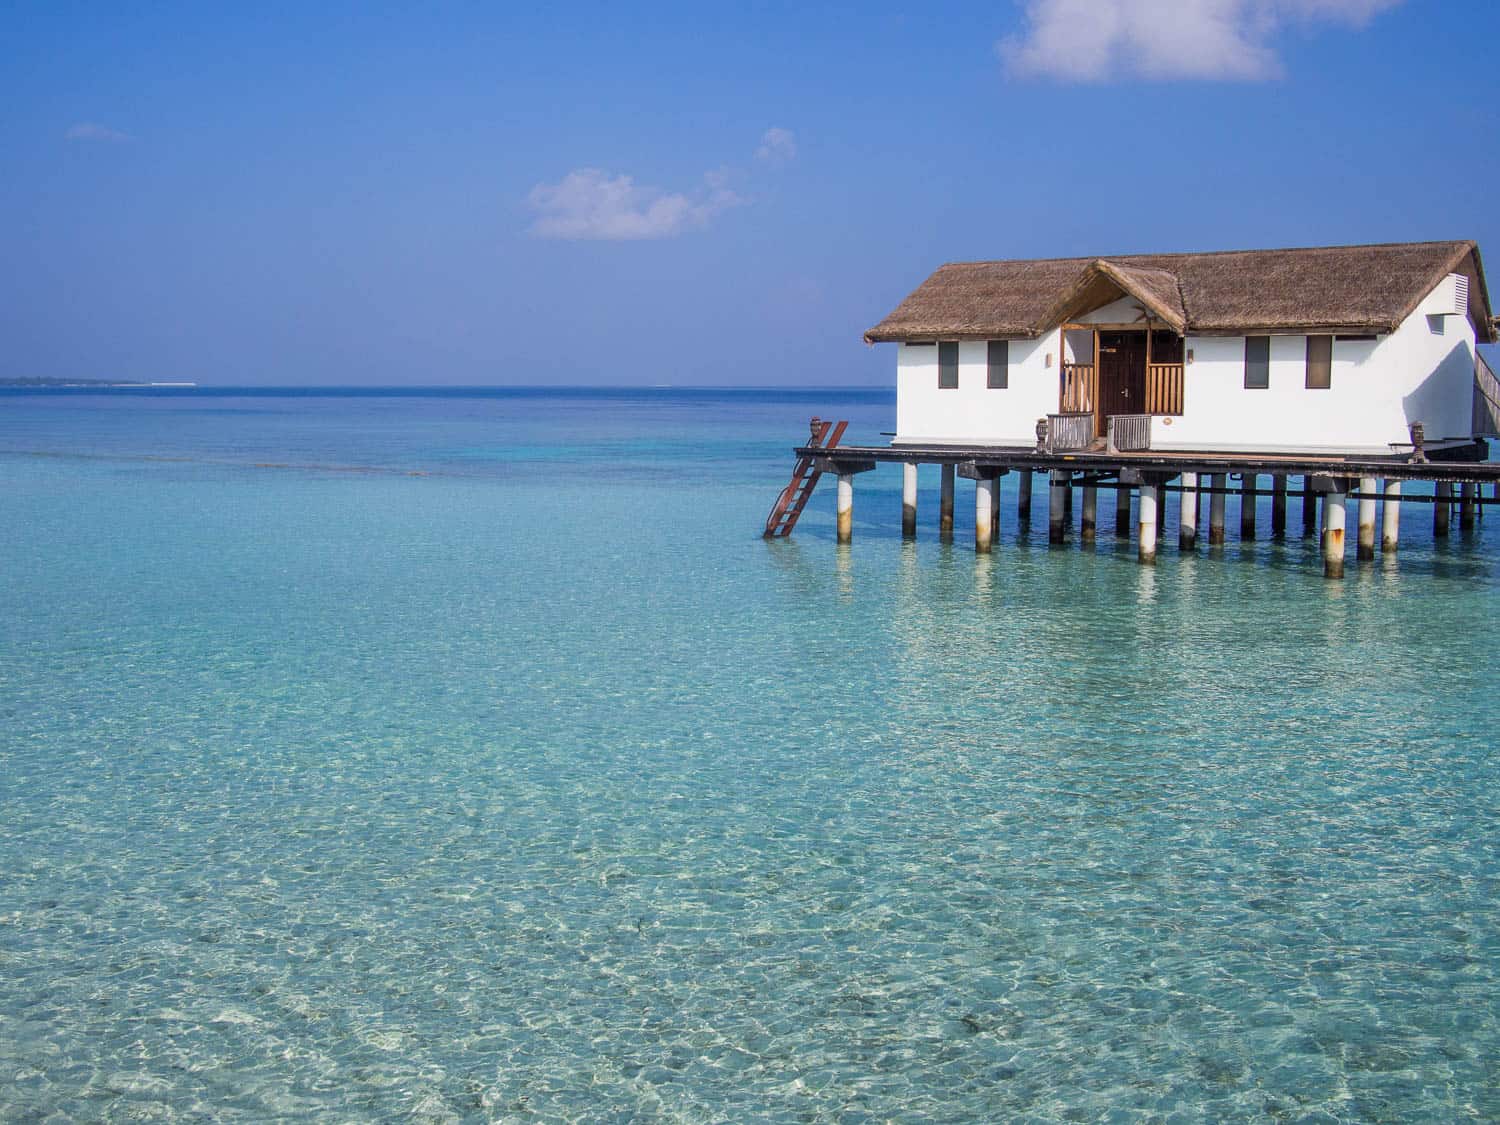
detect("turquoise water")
[2,388,1498,1121]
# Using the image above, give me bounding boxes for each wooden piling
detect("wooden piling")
[1302,477,1317,536]
[1240,474,1257,540]
[1017,470,1032,523]
[901,463,918,539]
[1271,474,1287,536]
[1434,481,1451,538]
[1461,483,1477,530]
[1357,476,1377,561]
[939,464,955,542]
[1115,486,1132,537]
[1081,485,1097,543]
[1049,472,1067,544]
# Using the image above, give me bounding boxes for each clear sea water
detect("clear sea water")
[2,387,1497,1123]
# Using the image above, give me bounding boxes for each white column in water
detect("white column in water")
[1208,473,1227,546]
[902,463,918,539]
[1381,479,1401,552]
[1179,471,1198,549]
[836,473,854,544]
[1357,476,1378,560]
[1137,483,1159,564]
[975,475,994,554]
[1322,485,1347,579]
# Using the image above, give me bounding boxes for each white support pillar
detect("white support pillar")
[1208,473,1227,546]
[939,464,955,542]
[1081,485,1097,542]
[1179,472,1198,550]
[1137,483,1159,564]
[975,476,994,554]
[1381,479,1401,553]
[902,463,918,539]
[1357,476,1377,561]
[1322,487,1347,579]
[1049,471,1067,544]
[836,473,854,545]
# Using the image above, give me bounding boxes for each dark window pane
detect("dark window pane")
[987,340,1008,389]
[1306,334,1332,389]
[1151,330,1184,364]
[1244,336,1269,389]
[938,342,959,389]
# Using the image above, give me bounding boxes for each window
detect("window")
[938,342,959,389]
[987,340,1008,389]
[1306,335,1332,389]
[1244,336,1269,389]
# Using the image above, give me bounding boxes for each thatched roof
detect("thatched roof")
[865,240,1496,344]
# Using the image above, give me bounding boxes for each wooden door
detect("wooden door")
[1096,331,1147,422]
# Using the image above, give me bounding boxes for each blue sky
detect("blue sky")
[2,1,1496,385]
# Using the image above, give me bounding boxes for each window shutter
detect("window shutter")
[1305,335,1332,389]
[1244,336,1269,389]
[987,340,1008,389]
[938,342,959,389]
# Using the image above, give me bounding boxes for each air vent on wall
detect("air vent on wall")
[1452,273,1470,316]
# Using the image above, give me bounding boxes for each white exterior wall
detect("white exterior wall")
[892,281,1479,453]
[1156,283,1477,453]
[894,338,1055,446]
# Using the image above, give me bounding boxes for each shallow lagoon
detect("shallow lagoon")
[2,388,1497,1120]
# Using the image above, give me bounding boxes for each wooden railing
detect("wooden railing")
[1475,351,1500,438]
[1060,363,1096,413]
[1143,363,1185,416]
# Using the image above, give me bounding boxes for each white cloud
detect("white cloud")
[65,122,132,143]
[1000,0,1403,82]
[756,127,797,163]
[527,168,743,240]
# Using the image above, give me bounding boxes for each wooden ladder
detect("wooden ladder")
[763,418,847,538]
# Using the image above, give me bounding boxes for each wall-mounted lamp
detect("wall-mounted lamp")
[1045,353,1053,368]
[1186,348,1195,365]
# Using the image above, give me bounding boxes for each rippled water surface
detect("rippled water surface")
[2,388,1498,1121]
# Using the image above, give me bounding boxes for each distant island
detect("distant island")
[0,377,197,387]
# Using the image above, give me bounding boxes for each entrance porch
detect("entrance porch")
[1058,322,1185,449]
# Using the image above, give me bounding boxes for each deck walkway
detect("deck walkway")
[799,441,1500,484]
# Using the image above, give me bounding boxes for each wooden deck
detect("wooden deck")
[800,440,1500,485]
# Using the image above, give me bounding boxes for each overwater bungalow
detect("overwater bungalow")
[768,241,1500,577]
